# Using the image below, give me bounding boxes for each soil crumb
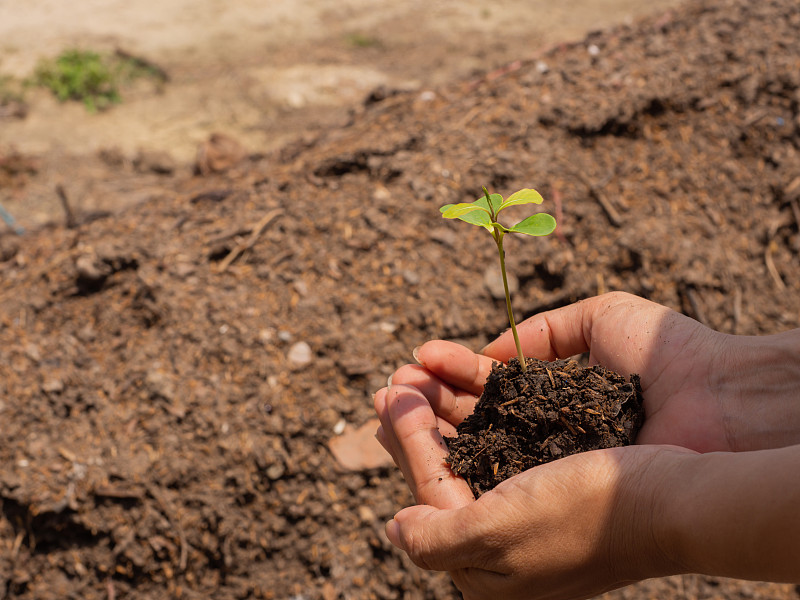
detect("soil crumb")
[448,358,644,496]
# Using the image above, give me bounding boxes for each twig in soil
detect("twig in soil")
[789,197,800,232]
[216,208,283,272]
[145,483,189,572]
[579,174,622,227]
[470,443,491,463]
[743,109,769,127]
[786,176,800,197]
[56,184,78,229]
[545,368,556,388]
[596,272,607,296]
[733,286,742,335]
[10,531,24,560]
[466,59,522,90]
[765,240,786,291]
[550,182,570,245]
[683,286,709,326]
[590,371,612,390]
[457,105,484,128]
[559,415,578,435]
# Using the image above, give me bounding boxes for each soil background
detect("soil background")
[2,0,800,599]
[0,0,683,225]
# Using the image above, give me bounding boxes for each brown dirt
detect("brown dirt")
[0,0,685,168]
[1,0,800,599]
[447,358,645,497]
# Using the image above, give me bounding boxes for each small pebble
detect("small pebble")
[401,269,420,285]
[333,419,347,435]
[287,341,313,367]
[42,378,64,393]
[377,321,397,334]
[358,505,376,523]
[266,463,285,480]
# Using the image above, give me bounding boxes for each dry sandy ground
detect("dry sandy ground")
[0,0,685,163]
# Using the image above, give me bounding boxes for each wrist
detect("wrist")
[608,446,695,582]
[712,330,800,451]
[657,445,800,582]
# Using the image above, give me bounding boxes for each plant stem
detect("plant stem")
[494,231,527,373]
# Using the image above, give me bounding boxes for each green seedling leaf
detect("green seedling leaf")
[509,212,557,236]
[440,203,489,219]
[491,222,512,234]
[440,203,493,229]
[476,192,504,214]
[498,188,544,212]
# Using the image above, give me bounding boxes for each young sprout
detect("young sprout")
[440,187,556,373]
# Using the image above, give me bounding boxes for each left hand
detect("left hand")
[374,383,689,599]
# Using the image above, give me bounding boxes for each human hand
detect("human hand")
[374,292,800,597]
[374,383,691,599]
[375,383,800,597]
[391,291,800,453]
[492,291,730,451]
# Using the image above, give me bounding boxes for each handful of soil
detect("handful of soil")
[446,357,645,497]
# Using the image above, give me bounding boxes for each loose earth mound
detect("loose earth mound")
[1,0,799,598]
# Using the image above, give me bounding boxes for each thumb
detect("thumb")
[385,504,480,572]
[415,340,495,396]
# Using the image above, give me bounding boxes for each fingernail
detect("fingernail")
[412,345,423,365]
[385,519,401,547]
[386,373,393,388]
[375,426,387,451]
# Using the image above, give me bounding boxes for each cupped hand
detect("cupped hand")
[390,291,732,453]
[373,382,691,600]
[374,292,800,598]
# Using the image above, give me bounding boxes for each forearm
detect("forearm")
[713,329,800,451]
[659,444,800,582]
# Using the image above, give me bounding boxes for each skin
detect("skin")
[374,292,800,599]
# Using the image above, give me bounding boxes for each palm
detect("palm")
[580,304,728,451]
[417,293,733,453]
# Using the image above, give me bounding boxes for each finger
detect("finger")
[482,300,594,362]
[386,385,474,509]
[482,291,660,363]
[375,425,400,466]
[433,416,458,439]
[386,504,486,572]
[374,387,403,467]
[414,340,499,396]
[390,364,478,427]
[376,385,454,477]
[375,386,457,459]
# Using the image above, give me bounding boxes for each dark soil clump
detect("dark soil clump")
[448,358,644,497]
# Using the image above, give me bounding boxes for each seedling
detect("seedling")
[440,187,556,373]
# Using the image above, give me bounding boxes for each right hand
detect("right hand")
[391,291,800,453]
